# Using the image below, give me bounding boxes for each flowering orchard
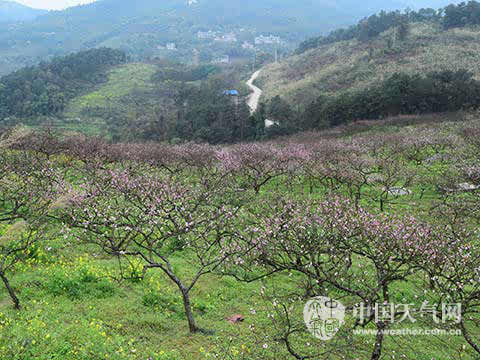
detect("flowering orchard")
[0,121,479,359]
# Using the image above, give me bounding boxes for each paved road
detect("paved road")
[246,70,262,114]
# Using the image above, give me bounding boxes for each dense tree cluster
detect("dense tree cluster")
[96,79,263,144]
[152,64,221,83]
[296,1,480,54]
[443,1,480,29]
[301,70,480,129]
[296,9,426,54]
[173,83,257,144]
[0,48,126,119]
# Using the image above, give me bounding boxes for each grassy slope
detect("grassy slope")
[57,63,158,136]
[259,23,480,107]
[0,113,479,359]
[65,63,158,115]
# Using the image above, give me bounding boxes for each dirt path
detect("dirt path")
[246,70,262,114]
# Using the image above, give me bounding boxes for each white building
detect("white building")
[212,55,230,64]
[255,35,282,45]
[197,30,217,39]
[215,33,237,43]
[242,41,255,50]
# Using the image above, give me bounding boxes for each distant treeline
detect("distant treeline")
[262,70,480,136]
[152,64,221,83]
[300,70,480,129]
[0,48,127,118]
[297,1,480,54]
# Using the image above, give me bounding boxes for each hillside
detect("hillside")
[0,48,257,143]
[0,1,46,23]
[0,0,462,75]
[0,48,127,125]
[59,62,161,137]
[258,23,480,107]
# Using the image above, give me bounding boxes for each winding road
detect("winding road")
[246,70,276,127]
[246,70,262,114]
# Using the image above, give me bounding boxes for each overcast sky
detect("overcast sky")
[15,0,97,10]
[13,0,462,11]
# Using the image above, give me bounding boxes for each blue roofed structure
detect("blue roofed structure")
[223,90,239,96]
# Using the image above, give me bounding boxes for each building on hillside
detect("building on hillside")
[215,33,237,43]
[255,34,282,45]
[223,90,239,96]
[242,41,255,50]
[157,43,178,51]
[223,90,239,106]
[265,119,280,128]
[212,55,230,64]
[197,30,217,39]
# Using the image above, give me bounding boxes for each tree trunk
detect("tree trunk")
[0,272,20,310]
[355,190,361,210]
[460,319,480,354]
[371,322,385,360]
[180,286,198,333]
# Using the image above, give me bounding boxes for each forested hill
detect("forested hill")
[0,1,46,23]
[0,48,127,119]
[0,49,258,145]
[0,0,461,75]
[296,1,480,54]
[255,1,480,136]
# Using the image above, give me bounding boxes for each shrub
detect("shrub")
[303,70,480,129]
[142,291,180,313]
[44,270,115,300]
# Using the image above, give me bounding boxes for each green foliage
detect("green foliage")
[174,79,256,144]
[65,63,157,116]
[296,9,426,54]
[44,269,116,300]
[0,0,454,75]
[0,48,127,120]
[142,291,180,313]
[296,1,480,55]
[261,21,480,113]
[267,95,293,122]
[303,70,480,128]
[1,117,480,358]
[49,56,259,144]
[153,64,221,83]
[443,1,480,29]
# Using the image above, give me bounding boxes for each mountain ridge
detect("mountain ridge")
[0,0,47,23]
[0,0,463,76]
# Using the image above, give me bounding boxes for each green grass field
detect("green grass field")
[0,113,479,359]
